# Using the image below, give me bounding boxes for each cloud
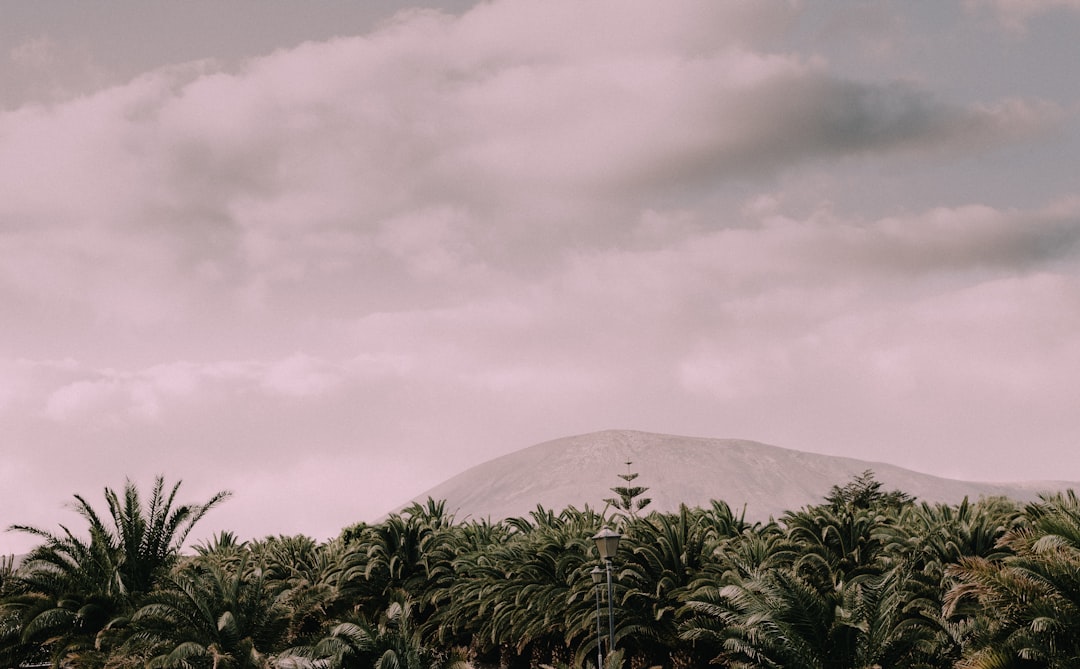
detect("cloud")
[0,0,1064,341]
[13,193,1072,440]
[261,353,343,398]
[966,0,1080,32]
[3,0,1080,553]
[9,36,57,69]
[2,35,113,107]
[5,195,1080,551]
[38,362,204,426]
[12,351,422,429]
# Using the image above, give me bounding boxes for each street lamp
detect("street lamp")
[591,565,604,668]
[592,527,621,663]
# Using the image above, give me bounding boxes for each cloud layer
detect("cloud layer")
[3,0,1079,553]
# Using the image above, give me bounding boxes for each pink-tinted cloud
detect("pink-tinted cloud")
[0,0,1061,336]
[967,0,1080,32]
[2,0,1079,555]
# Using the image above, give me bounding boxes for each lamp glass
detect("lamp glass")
[592,527,621,560]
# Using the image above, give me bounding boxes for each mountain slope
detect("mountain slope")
[412,430,1077,521]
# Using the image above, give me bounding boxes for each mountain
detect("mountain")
[411,430,1078,521]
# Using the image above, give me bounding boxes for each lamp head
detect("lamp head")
[591,527,622,561]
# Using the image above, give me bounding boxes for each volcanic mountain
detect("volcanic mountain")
[411,430,1077,521]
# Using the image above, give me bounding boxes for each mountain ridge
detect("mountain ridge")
[410,429,1079,521]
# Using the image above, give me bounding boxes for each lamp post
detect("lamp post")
[592,527,621,664]
[591,565,604,668]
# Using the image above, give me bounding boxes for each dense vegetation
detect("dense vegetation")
[3,471,1080,669]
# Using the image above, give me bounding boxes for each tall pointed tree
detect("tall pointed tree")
[603,461,651,521]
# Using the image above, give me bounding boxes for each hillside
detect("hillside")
[411,430,1078,521]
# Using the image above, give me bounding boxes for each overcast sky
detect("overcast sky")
[3,0,1080,554]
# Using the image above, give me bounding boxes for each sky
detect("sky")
[3,0,1080,554]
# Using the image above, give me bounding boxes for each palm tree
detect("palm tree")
[865,497,1025,669]
[108,477,232,595]
[681,478,930,669]
[2,476,229,667]
[616,506,720,668]
[945,491,1080,668]
[117,552,288,668]
[483,507,599,668]
[782,502,891,590]
[367,596,469,669]
[683,562,921,669]
[1,554,52,668]
[279,594,469,669]
[253,535,349,647]
[194,531,249,563]
[276,618,375,669]
[1,519,124,667]
[10,477,230,598]
[426,522,515,665]
[361,499,453,616]
[426,505,603,668]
